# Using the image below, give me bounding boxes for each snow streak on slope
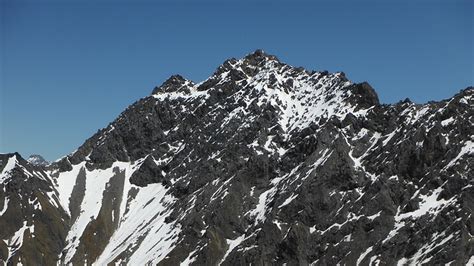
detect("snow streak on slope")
[445,140,474,169]
[96,182,179,265]
[0,155,18,183]
[4,221,35,263]
[61,162,134,262]
[54,159,181,264]
[54,162,85,214]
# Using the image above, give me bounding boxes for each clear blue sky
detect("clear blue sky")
[1,0,473,161]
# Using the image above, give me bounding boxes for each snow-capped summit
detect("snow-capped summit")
[0,51,473,265]
[27,154,49,166]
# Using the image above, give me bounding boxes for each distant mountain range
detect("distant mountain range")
[1,50,473,265]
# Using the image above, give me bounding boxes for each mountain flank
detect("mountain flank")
[1,50,473,265]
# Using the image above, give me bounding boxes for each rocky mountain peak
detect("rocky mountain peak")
[27,154,49,166]
[199,50,284,86]
[346,81,380,109]
[243,49,280,64]
[152,74,194,94]
[61,52,387,170]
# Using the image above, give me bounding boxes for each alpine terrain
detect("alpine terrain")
[1,50,473,265]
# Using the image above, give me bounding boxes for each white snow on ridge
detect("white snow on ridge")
[152,85,209,101]
[247,66,355,133]
[154,58,359,140]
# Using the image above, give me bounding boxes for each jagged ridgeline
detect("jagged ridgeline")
[0,50,473,265]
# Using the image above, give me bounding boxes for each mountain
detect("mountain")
[0,153,68,265]
[1,50,473,265]
[27,155,49,166]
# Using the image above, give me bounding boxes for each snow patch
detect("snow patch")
[54,162,85,214]
[220,234,246,264]
[356,246,373,265]
[0,155,18,183]
[95,179,180,265]
[445,141,474,169]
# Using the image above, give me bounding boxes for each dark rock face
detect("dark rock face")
[152,75,194,94]
[1,51,473,265]
[129,156,170,187]
[347,82,380,110]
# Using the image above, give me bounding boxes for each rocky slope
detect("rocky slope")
[1,50,473,265]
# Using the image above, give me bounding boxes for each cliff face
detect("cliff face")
[1,50,473,265]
